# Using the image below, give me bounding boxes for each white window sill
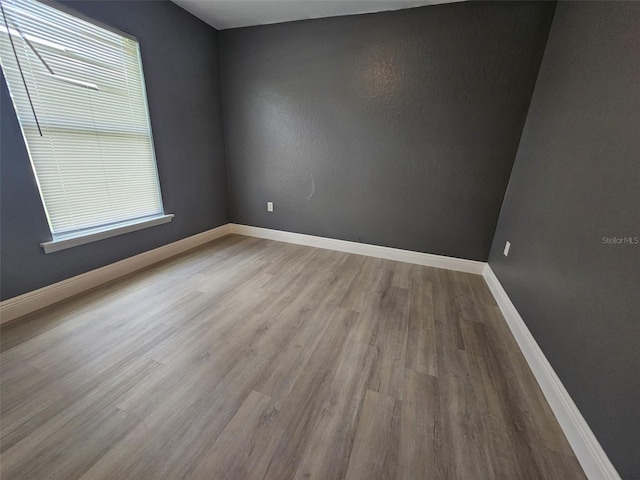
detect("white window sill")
[40,214,174,254]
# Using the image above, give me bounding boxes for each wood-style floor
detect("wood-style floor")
[0,235,585,480]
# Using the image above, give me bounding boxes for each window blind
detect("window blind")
[0,0,164,237]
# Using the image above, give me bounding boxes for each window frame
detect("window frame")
[1,0,173,253]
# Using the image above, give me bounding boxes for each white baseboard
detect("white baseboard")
[0,223,482,323]
[230,224,485,275]
[483,265,620,480]
[0,224,232,324]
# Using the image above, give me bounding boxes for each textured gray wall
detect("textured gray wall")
[488,2,640,478]
[220,1,555,261]
[0,1,228,300]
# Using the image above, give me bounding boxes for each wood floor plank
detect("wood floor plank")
[1,323,176,454]
[4,406,138,480]
[447,270,485,324]
[432,270,465,355]
[344,389,401,480]
[292,340,377,480]
[338,256,384,312]
[505,349,578,456]
[481,303,523,353]
[408,279,435,332]
[0,236,586,480]
[1,357,158,479]
[260,307,360,480]
[353,281,409,400]
[398,369,437,480]
[188,390,283,480]
[406,279,437,376]
[405,326,437,377]
[252,302,334,401]
[531,445,589,479]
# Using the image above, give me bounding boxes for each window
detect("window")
[0,0,172,253]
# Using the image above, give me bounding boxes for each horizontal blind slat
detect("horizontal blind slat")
[0,0,164,236]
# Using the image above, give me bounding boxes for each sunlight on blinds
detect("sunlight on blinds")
[0,0,164,236]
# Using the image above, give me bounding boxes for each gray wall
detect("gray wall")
[1,1,228,300]
[488,2,640,478]
[220,1,555,261]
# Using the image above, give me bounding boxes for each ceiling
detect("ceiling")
[171,0,463,30]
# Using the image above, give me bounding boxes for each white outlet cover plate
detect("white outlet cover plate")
[504,241,511,256]
[267,202,273,212]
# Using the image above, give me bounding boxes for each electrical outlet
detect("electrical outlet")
[503,241,511,257]
[267,201,273,212]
